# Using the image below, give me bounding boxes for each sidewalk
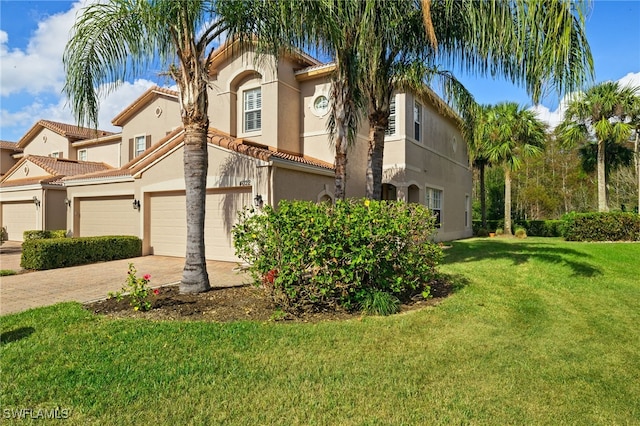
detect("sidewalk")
[0,252,249,315]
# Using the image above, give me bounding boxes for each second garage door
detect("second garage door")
[77,196,138,237]
[149,188,252,261]
[1,202,37,241]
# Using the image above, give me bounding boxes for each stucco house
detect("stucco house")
[0,87,182,241]
[59,43,472,262]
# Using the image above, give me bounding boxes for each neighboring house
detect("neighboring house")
[0,155,111,241]
[0,141,23,177]
[61,43,472,262]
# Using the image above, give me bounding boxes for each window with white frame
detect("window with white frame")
[414,101,422,142]
[78,149,87,161]
[134,135,146,157]
[385,95,396,136]
[425,187,442,227]
[50,151,62,158]
[465,195,470,227]
[244,88,262,132]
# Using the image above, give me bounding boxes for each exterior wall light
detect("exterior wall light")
[64,197,71,207]
[133,199,141,210]
[254,194,263,208]
[33,196,41,207]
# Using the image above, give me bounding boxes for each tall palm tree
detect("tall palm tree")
[469,104,494,229]
[485,102,546,235]
[64,0,246,294]
[363,0,592,200]
[559,82,639,212]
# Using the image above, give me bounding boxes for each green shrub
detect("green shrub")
[514,227,527,239]
[233,199,442,314]
[475,228,489,237]
[0,269,17,276]
[21,236,142,270]
[1,227,7,245]
[563,212,640,242]
[472,220,503,234]
[495,227,504,236]
[23,230,68,240]
[473,220,563,237]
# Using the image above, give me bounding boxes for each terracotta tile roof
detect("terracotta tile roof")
[64,127,334,183]
[17,120,115,148]
[27,155,112,176]
[0,141,22,151]
[1,155,113,188]
[111,85,179,126]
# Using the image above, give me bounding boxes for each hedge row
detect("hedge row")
[563,212,640,242]
[23,230,68,240]
[473,220,564,237]
[21,236,142,270]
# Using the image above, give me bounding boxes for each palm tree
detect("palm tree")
[64,0,247,294]
[363,0,592,200]
[559,82,639,212]
[485,102,546,235]
[469,104,495,229]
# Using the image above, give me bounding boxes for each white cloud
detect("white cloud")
[530,72,640,130]
[2,79,165,140]
[0,1,89,97]
[618,72,640,89]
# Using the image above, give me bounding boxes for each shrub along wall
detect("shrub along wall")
[473,220,564,237]
[21,236,142,270]
[563,212,640,242]
[233,199,442,314]
[23,230,68,240]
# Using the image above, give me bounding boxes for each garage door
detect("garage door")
[1,202,37,241]
[77,196,137,237]
[149,188,252,261]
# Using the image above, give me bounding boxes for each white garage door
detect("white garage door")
[149,188,252,261]
[77,196,137,237]
[1,202,37,241]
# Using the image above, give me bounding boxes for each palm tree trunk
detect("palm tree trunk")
[504,167,512,236]
[480,162,487,228]
[597,138,608,212]
[366,123,385,200]
[635,130,639,214]
[181,124,211,294]
[332,79,349,201]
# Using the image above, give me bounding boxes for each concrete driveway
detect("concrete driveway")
[0,242,250,316]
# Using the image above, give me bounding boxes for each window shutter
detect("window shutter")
[146,135,152,149]
[129,138,133,159]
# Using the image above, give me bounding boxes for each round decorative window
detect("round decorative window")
[313,95,329,115]
[155,106,163,117]
[451,136,458,153]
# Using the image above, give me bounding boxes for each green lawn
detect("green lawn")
[2,238,639,425]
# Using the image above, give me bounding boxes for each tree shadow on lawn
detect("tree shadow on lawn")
[444,239,602,278]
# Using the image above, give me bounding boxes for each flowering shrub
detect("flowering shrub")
[233,199,442,314]
[109,263,153,311]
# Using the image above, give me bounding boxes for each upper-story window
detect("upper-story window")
[244,88,262,132]
[78,149,87,161]
[385,95,396,136]
[134,135,146,157]
[414,100,422,142]
[50,151,62,158]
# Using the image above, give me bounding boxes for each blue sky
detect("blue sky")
[1,0,639,142]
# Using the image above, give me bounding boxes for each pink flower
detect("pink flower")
[143,274,151,281]
[153,289,159,295]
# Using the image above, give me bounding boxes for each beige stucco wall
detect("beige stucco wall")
[4,161,49,181]
[22,128,70,158]
[73,139,121,167]
[0,149,18,175]
[272,166,334,206]
[119,94,182,165]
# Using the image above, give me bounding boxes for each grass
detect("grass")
[1,237,639,425]
[0,269,17,276]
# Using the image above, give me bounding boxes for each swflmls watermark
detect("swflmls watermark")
[3,407,71,420]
